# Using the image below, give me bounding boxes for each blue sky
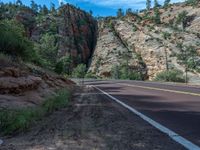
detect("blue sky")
[1,0,185,16]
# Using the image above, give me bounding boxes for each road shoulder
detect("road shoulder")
[1,86,185,150]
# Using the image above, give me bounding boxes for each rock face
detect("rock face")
[88,19,146,78]
[3,4,97,66]
[31,4,97,65]
[88,3,200,82]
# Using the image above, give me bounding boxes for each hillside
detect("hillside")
[1,1,200,83]
[88,2,200,83]
[0,2,97,74]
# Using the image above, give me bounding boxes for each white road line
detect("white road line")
[93,86,200,150]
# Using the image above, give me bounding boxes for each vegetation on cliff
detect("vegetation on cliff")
[0,0,97,75]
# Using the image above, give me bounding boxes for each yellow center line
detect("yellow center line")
[118,83,200,97]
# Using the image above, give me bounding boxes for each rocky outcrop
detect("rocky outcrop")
[89,3,200,81]
[31,4,97,66]
[0,63,74,109]
[88,19,146,78]
[3,3,97,67]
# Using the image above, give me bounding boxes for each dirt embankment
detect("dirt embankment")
[1,86,185,150]
[0,62,74,109]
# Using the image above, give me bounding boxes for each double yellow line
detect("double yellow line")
[118,83,200,97]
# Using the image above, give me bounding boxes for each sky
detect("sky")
[1,0,185,16]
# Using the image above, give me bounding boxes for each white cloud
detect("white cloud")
[66,0,185,8]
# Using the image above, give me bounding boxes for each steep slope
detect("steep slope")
[31,4,97,65]
[88,18,146,78]
[0,3,97,68]
[89,2,200,82]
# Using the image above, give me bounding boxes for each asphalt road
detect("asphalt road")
[84,80,200,148]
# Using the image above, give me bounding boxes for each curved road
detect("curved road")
[84,80,200,148]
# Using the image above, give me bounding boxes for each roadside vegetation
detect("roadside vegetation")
[111,64,144,80]
[0,89,71,135]
[154,69,186,82]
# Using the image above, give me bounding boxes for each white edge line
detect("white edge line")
[92,86,200,150]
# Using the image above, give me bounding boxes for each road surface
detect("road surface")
[84,79,200,149]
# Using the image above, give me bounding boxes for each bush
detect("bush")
[111,64,143,80]
[0,19,34,61]
[85,72,97,79]
[0,89,71,135]
[54,56,73,74]
[42,89,71,113]
[34,33,58,70]
[129,72,142,80]
[186,0,198,7]
[72,64,86,78]
[154,70,185,82]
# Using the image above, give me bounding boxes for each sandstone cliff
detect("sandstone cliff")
[88,2,200,82]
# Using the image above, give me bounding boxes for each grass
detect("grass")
[0,89,71,135]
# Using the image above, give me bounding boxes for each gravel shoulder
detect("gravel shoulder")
[1,86,185,150]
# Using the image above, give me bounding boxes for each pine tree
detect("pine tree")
[41,5,49,15]
[176,10,188,30]
[117,8,124,18]
[164,0,171,8]
[50,3,56,14]
[126,8,132,15]
[16,0,23,6]
[30,0,38,12]
[153,0,161,24]
[154,0,159,8]
[146,0,151,10]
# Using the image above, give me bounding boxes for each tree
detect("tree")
[176,10,188,30]
[72,64,87,78]
[126,8,132,15]
[0,19,33,60]
[146,0,151,11]
[164,0,171,8]
[111,64,120,79]
[55,55,73,74]
[34,33,58,69]
[154,0,159,8]
[153,0,161,24]
[89,10,93,16]
[162,32,171,76]
[30,0,38,12]
[50,3,56,14]
[117,8,124,18]
[16,0,23,6]
[40,5,49,15]
[186,0,198,7]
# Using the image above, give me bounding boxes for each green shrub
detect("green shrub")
[154,70,185,82]
[0,108,44,135]
[42,89,71,113]
[55,60,64,74]
[85,72,97,79]
[186,0,198,7]
[72,64,87,78]
[0,19,34,61]
[34,33,58,70]
[111,64,143,80]
[0,89,71,135]
[129,72,142,80]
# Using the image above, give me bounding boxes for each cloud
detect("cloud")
[62,0,185,8]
